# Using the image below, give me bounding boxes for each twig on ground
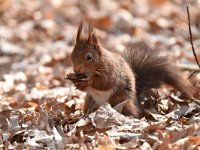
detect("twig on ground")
[176,63,200,71]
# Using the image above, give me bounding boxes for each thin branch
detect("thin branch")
[187,6,200,68]
[188,71,200,79]
[186,6,200,78]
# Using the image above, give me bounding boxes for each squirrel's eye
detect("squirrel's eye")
[85,52,93,61]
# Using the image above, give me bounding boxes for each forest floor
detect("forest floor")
[0,0,199,149]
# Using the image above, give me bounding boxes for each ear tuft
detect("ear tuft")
[76,22,83,43]
[87,32,98,45]
[88,23,93,34]
[87,23,99,45]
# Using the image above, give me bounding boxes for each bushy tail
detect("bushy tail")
[122,43,193,98]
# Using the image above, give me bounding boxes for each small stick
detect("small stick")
[186,6,200,78]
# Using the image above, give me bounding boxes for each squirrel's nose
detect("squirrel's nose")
[73,65,85,73]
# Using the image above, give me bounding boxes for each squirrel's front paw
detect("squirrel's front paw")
[64,72,92,91]
[74,78,91,91]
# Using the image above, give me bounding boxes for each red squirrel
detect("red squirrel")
[66,23,193,118]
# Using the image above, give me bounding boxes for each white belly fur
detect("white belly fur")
[86,87,114,105]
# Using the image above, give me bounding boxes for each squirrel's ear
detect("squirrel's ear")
[87,23,99,46]
[87,33,99,46]
[88,33,98,45]
[76,22,83,43]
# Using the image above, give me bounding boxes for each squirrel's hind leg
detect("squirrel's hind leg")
[109,91,144,118]
[121,100,143,118]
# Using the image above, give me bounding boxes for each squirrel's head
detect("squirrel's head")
[71,23,102,74]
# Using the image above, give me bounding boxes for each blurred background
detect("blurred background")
[0,0,200,99]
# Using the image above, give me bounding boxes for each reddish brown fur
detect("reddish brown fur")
[70,23,193,118]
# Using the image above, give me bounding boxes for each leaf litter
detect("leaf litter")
[0,0,200,149]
